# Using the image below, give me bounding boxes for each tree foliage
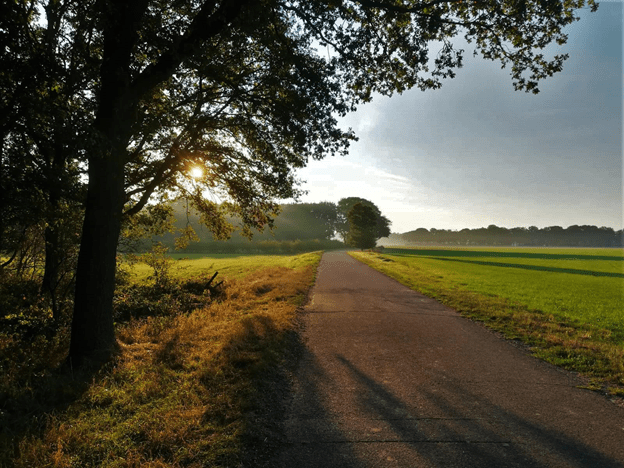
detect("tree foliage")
[0,1,89,320]
[259,203,338,241]
[137,200,339,250]
[1,0,598,363]
[337,197,391,242]
[347,202,379,249]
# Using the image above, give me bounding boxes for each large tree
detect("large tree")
[347,202,379,249]
[2,0,597,364]
[336,197,391,242]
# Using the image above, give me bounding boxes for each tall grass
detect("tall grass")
[2,252,321,467]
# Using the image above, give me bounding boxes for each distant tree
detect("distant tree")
[336,198,366,241]
[376,214,392,240]
[391,224,623,247]
[542,225,563,246]
[347,203,378,250]
[309,202,339,240]
[400,228,431,244]
[336,197,391,243]
[597,226,617,247]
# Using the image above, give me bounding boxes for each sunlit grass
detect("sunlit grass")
[129,251,321,282]
[381,248,623,339]
[351,247,624,392]
[3,252,322,467]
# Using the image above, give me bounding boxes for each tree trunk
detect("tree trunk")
[68,154,125,365]
[67,0,150,366]
[41,151,65,322]
[66,0,250,365]
[41,221,61,319]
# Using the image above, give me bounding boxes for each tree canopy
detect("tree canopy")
[150,200,339,247]
[347,202,379,249]
[0,0,598,364]
[336,197,391,242]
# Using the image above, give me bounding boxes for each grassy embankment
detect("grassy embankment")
[1,252,321,467]
[350,247,624,394]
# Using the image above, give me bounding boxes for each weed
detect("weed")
[142,243,175,289]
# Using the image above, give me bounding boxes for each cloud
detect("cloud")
[294,4,623,231]
[297,157,426,209]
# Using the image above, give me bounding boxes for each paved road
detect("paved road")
[270,251,624,467]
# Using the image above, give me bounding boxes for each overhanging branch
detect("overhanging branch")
[351,0,464,14]
[130,0,256,99]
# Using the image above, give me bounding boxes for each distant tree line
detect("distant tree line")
[382,225,624,248]
[146,197,391,252]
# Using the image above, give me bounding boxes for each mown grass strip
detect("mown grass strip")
[3,252,321,468]
[350,250,624,396]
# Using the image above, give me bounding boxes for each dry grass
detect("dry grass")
[2,253,321,467]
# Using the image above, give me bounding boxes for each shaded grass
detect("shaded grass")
[386,247,624,277]
[350,249,624,394]
[384,247,624,264]
[2,252,321,467]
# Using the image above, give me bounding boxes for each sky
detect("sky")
[294,2,623,234]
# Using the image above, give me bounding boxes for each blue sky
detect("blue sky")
[295,2,623,233]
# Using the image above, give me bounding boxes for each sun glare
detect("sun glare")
[190,166,204,179]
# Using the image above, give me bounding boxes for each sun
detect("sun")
[189,166,204,179]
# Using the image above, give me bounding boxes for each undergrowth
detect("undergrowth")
[1,252,321,467]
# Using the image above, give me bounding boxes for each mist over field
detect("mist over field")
[143,201,624,253]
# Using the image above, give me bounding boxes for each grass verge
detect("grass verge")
[350,250,624,397]
[2,252,321,467]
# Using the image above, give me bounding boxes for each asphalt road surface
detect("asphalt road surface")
[269,251,624,468]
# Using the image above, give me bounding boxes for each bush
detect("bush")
[142,242,175,289]
[113,272,223,322]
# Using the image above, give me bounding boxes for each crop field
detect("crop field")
[350,247,624,391]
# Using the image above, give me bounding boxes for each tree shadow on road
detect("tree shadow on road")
[242,322,361,468]
[335,354,623,468]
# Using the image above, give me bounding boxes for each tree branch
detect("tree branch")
[351,0,463,14]
[130,0,255,99]
[124,156,180,216]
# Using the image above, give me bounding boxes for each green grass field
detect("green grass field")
[128,251,321,282]
[351,247,624,391]
[380,247,623,340]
